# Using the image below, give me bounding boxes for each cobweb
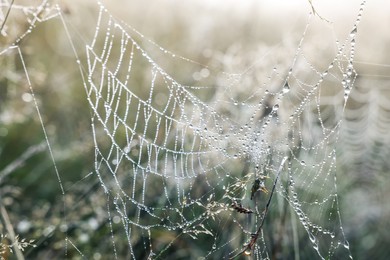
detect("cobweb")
[0,0,369,259]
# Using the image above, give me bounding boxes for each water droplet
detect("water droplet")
[273,104,279,111]
[244,249,251,256]
[351,38,356,47]
[350,27,357,37]
[309,233,316,244]
[283,84,290,93]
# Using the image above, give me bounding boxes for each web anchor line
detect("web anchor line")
[230,156,288,259]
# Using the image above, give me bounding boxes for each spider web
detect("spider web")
[81,2,364,259]
[0,0,370,259]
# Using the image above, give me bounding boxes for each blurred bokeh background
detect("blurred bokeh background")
[1,0,389,259]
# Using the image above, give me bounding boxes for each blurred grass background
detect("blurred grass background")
[1,0,390,259]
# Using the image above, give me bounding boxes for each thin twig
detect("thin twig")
[0,0,15,35]
[0,204,25,260]
[231,201,253,214]
[0,142,46,185]
[230,156,288,259]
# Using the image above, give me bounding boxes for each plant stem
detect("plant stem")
[230,156,288,259]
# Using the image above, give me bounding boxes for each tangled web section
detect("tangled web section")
[81,2,366,259]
